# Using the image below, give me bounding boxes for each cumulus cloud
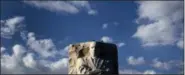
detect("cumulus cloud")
[127,56,145,65]
[49,58,68,74]
[101,36,113,43]
[22,53,37,69]
[1,44,27,74]
[1,46,6,52]
[143,70,156,74]
[100,36,126,48]
[59,45,70,57]
[177,40,184,49]
[26,32,57,58]
[119,69,142,74]
[119,69,156,74]
[152,58,171,70]
[117,42,126,48]
[151,58,183,71]
[132,1,184,48]
[1,16,25,39]
[24,1,97,15]
[20,30,28,41]
[124,56,183,73]
[1,35,69,74]
[88,10,98,15]
[12,44,26,57]
[1,17,69,74]
[176,33,184,49]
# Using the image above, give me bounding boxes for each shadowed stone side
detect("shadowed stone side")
[68,41,118,74]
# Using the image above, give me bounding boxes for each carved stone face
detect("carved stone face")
[89,42,97,58]
[68,41,118,74]
[69,42,97,59]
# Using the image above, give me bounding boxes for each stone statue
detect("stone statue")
[68,41,118,74]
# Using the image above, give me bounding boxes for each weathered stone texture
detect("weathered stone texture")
[68,41,118,74]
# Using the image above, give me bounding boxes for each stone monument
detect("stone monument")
[68,41,118,74]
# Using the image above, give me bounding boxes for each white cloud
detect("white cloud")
[59,45,70,57]
[49,58,68,74]
[27,32,57,58]
[155,59,172,70]
[119,69,156,74]
[1,16,25,39]
[1,44,27,74]
[152,58,171,70]
[88,10,97,15]
[68,1,98,15]
[1,55,24,74]
[100,36,126,47]
[132,1,184,48]
[12,44,26,57]
[102,22,120,29]
[176,33,184,49]
[119,69,142,74]
[102,23,108,29]
[122,57,183,74]
[1,16,69,74]
[177,40,184,49]
[20,30,28,41]
[151,58,183,71]
[23,53,37,69]
[24,1,78,14]
[24,1,97,15]
[1,46,6,52]
[1,37,68,74]
[101,36,113,43]
[127,56,145,65]
[143,70,156,74]
[117,42,126,48]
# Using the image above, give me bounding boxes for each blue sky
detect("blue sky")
[0,1,184,74]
